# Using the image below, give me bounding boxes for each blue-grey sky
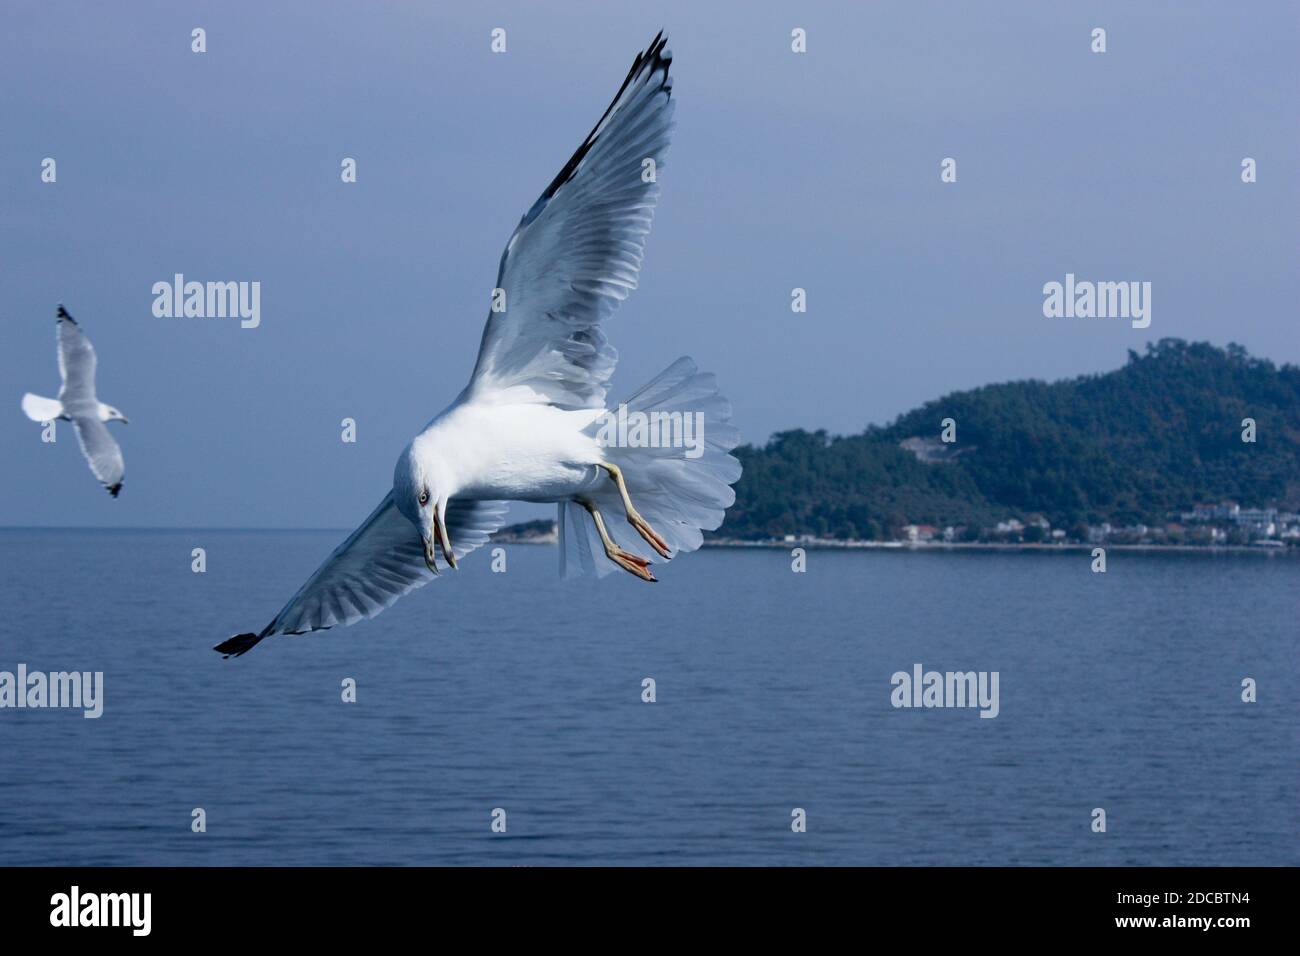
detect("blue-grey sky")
[2,1,1296,528]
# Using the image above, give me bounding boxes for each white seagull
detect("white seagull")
[217,32,741,658]
[22,306,129,497]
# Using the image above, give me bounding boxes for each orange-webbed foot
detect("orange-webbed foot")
[579,496,659,583]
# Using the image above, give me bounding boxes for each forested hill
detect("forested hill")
[722,340,1300,541]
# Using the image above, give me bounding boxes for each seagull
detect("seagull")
[216,32,741,658]
[21,306,129,497]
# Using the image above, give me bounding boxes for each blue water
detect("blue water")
[0,528,1295,865]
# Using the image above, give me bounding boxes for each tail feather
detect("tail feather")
[560,356,741,578]
[559,499,611,578]
[21,393,64,423]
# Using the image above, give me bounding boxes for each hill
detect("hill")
[721,340,1300,542]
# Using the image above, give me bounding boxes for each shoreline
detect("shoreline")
[701,538,1293,555]
[487,533,1293,555]
[4,526,1286,556]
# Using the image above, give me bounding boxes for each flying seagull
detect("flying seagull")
[216,32,741,658]
[21,306,129,497]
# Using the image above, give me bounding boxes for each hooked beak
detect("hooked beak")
[423,503,457,574]
[435,501,457,570]
[423,534,440,575]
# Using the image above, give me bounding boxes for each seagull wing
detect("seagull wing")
[56,307,97,403]
[465,32,674,410]
[71,416,124,497]
[215,493,508,656]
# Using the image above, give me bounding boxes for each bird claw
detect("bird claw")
[609,547,656,582]
[629,512,671,559]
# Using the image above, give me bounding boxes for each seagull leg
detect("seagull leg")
[580,497,656,582]
[599,463,672,559]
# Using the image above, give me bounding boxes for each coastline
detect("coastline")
[487,529,1293,555]
[701,538,1294,555]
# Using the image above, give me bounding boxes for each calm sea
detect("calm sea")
[0,528,1295,866]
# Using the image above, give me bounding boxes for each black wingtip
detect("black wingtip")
[529,31,674,214]
[214,632,264,659]
[106,482,122,498]
[643,30,671,83]
[56,304,76,324]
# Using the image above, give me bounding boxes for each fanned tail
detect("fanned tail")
[560,356,741,578]
[21,393,64,423]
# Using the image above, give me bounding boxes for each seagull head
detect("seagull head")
[394,443,455,574]
[101,405,129,424]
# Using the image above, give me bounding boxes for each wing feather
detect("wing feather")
[71,417,124,497]
[466,33,675,410]
[56,306,97,403]
[216,494,508,654]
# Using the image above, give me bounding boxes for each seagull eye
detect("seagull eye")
[419,490,430,507]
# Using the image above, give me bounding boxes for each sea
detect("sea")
[0,528,1295,866]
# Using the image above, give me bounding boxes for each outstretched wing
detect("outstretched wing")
[466,32,675,410]
[215,493,508,656]
[56,306,97,402]
[71,416,124,497]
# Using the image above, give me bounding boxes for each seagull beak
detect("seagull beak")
[423,534,440,575]
[435,501,457,570]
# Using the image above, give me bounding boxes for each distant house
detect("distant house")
[1236,508,1279,537]
[995,519,1024,535]
[1187,502,1240,523]
[899,436,969,463]
[903,524,937,542]
[1177,503,1287,539]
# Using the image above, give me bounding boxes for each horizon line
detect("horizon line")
[0,525,356,533]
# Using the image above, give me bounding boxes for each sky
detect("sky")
[1,1,1296,528]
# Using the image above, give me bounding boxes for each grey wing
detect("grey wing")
[56,307,97,402]
[466,32,674,410]
[72,417,124,497]
[261,494,508,638]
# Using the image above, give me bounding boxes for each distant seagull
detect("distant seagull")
[21,306,129,497]
[217,32,741,658]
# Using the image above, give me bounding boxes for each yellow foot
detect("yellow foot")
[600,463,672,559]
[581,498,657,583]
[629,511,671,559]
[608,546,657,582]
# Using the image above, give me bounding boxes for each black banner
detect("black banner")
[0,866,1278,940]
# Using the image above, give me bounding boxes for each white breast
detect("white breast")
[432,402,608,502]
